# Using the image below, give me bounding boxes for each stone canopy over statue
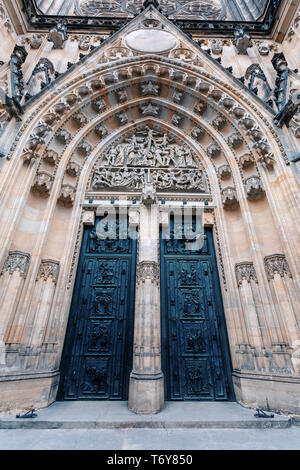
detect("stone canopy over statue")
[92,126,208,192]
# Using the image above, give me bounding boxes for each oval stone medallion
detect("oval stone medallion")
[125,29,177,53]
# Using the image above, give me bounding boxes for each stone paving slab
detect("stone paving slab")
[0,401,291,429]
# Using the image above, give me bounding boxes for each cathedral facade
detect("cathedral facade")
[0,0,300,416]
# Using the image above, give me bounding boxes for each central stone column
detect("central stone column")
[128,186,164,414]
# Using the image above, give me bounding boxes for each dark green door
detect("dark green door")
[58,216,136,400]
[160,218,234,401]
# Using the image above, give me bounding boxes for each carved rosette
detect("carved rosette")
[1,251,31,277]
[264,254,292,281]
[136,261,159,285]
[37,259,60,284]
[57,184,76,208]
[235,262,258,287]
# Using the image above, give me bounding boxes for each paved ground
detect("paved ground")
[0,401,299,450]
[1,427,300,450]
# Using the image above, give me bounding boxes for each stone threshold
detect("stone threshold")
[0,401,292,430]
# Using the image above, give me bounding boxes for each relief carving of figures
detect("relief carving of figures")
[92,127,208,192]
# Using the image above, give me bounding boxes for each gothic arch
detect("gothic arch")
[1,11,300,413]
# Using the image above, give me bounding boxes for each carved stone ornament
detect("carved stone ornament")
[48,20,67,49]
[141,182,157,206]
[43,149,59,166]
[1,251,30,277]
[264,254,292,281]
[53,102,69,115]
[29,34,43,49]
[141,81,159,96]
[66,161,80,177]
[222,187,239,210]
[94,124,108,138]
[37,259,60,284]
[116,89,128,103]
[194,100,207,115]
[218,164,231,180]
[136,261,159,285]
[92,126,207,193]
[212,115,227,131]
[116,111,128,124]
[235,262,258,286]
[172,113,184,127]
[210,39,223,55]
[92,98,106,113]
[207,143,221,158]
[245,176,265,201]
[228,133,243,149]
[72,112,88,127]
[77,140,92,156]
[57,184,76,208]
[191,127,205,140]
[32,171,53,197]
[56,129,71,144]
[140,102,160,117]
[239,153,255,169]
[234,25,253,54]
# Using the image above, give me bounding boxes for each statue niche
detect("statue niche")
[91,126,208,193]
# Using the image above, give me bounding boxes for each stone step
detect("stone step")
[0,401,292,430]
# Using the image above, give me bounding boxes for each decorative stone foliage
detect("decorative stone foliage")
[1,251,31,277]
[141,81,159,96]
[94,124,108,138]
[72,112,88,127]
[77,140,92,156]
[172,113,184,126]
[140,103,160,117]
[245,176,265,201]
[53,102,69,115]
[57,184,76,207]
[228,133,243,149]
[66,161,80,177]
[212,115,227,131]
[239,153,255,169]
[37,259,60,284]
[194,100,207,115]
[43,149,59,166]
[264,254,292,281]
[235,262,258,286]
[92,98,106,113]
[207,143,221,158]
[116,111,129,124]
[222,187,239,210]
[116,89,128,103]
[56,129,71,144]
[32,171,53,197]
[191,127,205,140]
[218,164,231,180]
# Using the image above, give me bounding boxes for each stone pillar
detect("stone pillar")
[128,200,164,414]
[0,251,30,365]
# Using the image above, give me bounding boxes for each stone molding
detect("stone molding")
[235,262,258,287]
[264,254,292,281]
[136,261,159,285]
[1,251,31,277]
[37,259,60,284]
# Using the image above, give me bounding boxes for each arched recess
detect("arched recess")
[0,55,300,414]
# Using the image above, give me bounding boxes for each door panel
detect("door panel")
[58,217,136,400]
[161,220,234,401]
